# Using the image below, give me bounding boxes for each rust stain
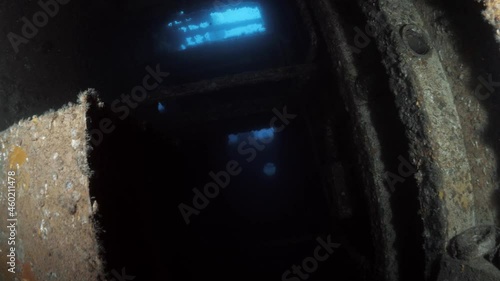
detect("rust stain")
[9,146,27,169]
[438,191,445,200]
[22,262,38,281]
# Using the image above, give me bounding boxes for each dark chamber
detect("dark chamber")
[79,0,372,280]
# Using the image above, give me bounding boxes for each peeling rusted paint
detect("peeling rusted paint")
[9,146,27,169]
[22,262,38,281]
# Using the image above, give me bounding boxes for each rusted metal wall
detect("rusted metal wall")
[311,0,500,280]
[0,91,103,281]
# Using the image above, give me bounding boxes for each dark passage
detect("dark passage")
[88,79,373,281]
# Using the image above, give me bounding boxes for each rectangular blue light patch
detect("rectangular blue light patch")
[210,7,263,25]
[166,2,267,51]
[227,127,275,145]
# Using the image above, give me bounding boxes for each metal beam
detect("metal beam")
[147,64,317,102]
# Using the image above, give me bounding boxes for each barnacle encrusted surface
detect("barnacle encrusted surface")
[0,90,103,281]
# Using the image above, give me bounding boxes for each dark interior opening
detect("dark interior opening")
[84,0,377,277]
[87,60,375,281]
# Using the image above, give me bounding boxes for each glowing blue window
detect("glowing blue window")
[227,127,274,145]
[224,23,266,39]
[210,7,262,25]
[166,2,267,51]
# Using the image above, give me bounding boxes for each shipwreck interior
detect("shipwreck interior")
[87,1,381,280]
[85,0,427,280]
[1,0,500,280]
